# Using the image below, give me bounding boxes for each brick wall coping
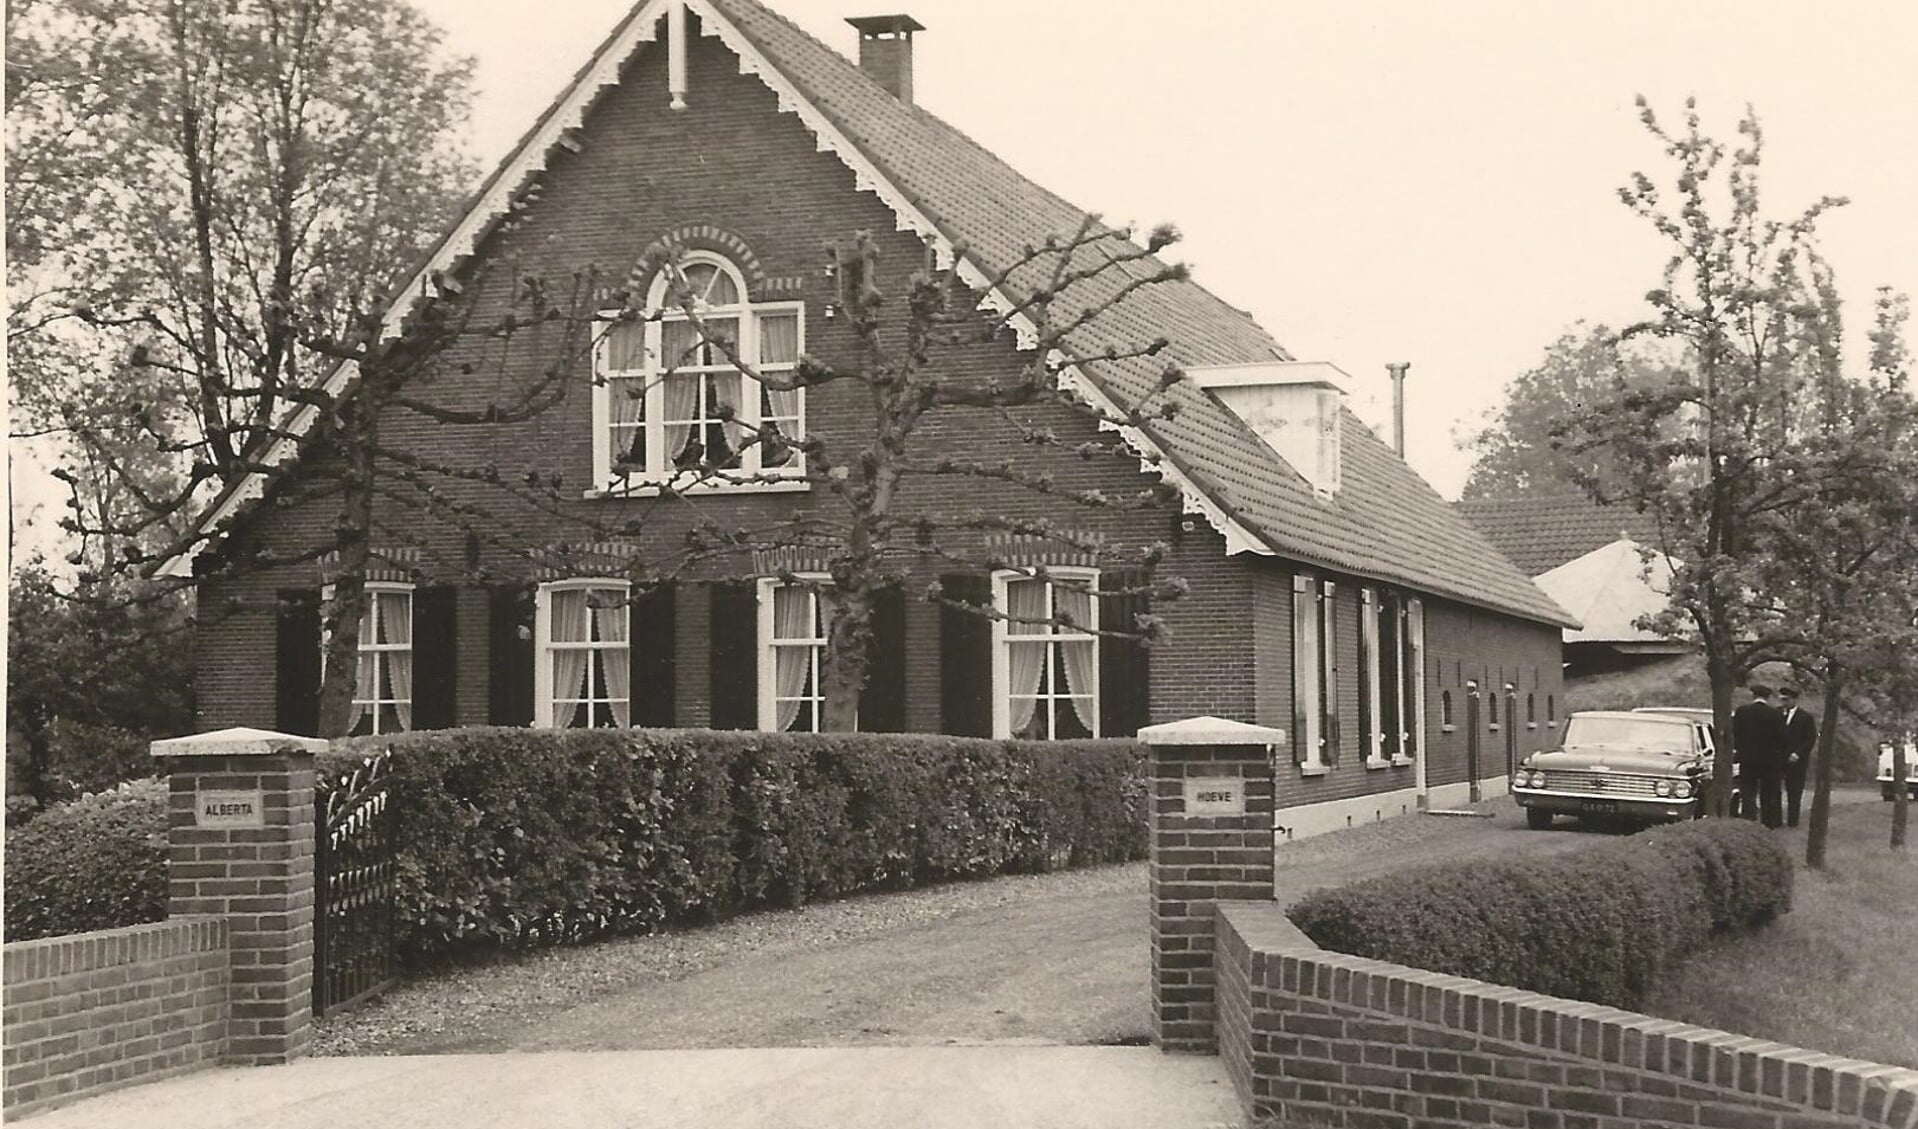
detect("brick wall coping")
[1217,900,1918,1128]
[1140,715,1289,747]
[3,917,227,982]
[150,727,329,759]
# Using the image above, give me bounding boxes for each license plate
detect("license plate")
[1580,800,1619,814]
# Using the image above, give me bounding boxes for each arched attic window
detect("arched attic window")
[592,253,805,490]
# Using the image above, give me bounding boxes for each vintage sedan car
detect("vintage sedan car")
[1880,739,1918,800]
[1512,709,1716,829]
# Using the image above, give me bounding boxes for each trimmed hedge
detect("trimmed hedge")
[323,728,1146,967]
[3,778,168,942]
[1286,820,1794,1010]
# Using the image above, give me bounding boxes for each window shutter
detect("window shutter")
[1099,568,1152,738]
[938,572,993,737]
[412,586,460,730]
[487,584,535,726]
[857,584,908,733]
[274,589,322,737]
[708,581,758,730]
[1290,576,1311,766]
[631,583,677,727]
[1321,580,1341,766]
[1358,588,1375,762]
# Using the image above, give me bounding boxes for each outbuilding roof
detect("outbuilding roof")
[1453,492,1664,577]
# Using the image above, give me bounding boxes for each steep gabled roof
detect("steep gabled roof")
[159,0,1573,629]
[1454,492,1663,577]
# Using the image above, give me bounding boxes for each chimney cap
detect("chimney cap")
[846,14,925,37]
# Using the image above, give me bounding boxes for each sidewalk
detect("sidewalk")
[20,1046,1244,1129]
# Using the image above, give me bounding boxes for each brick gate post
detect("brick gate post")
[1140,716,1283,1054]
[151,727,326,1065]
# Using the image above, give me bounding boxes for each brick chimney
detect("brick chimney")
[846,14,924,103]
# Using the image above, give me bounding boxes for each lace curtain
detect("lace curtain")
[549,588,593,727]
[773,586,815,731]
[592,596,630,727]
[1053,583,1097,733]
[381,590,414,731]
[1006,580,1048,735]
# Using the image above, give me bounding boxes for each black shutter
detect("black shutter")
[412,586,460,730]
[1099,568,1152,738]
[487,584,535,727]
[708,581,758,730]
[632,583,677,727]
[274,589,322,737]
[858,584,908,732]
[939,572,993,737]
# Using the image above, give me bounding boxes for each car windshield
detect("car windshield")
[1563,716,1692,753]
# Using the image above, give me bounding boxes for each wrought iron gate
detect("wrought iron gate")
[313,749,399,1017]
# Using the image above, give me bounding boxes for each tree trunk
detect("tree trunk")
[818,584,872,734]
[1706,649,1738,818]
[1804,672,1843,870]
[1894,736,1910,851]
[315,385,378,738]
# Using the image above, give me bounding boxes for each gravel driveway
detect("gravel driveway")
[311,798,1611,1056]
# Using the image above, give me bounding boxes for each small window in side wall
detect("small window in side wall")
[758,577,830,733]
[536,580,631,728]
[1548,694,1557,723]
[1441,689,1453,728]
[321,582,415,736]
[1527,693,1537,724]
[993,569,1099,740]
[1489,691,1500,726]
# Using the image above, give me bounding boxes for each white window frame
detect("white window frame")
[757,575,834,733]
[1291,573,1329,775]
[990,567,1101,740]
[590,252,807,494]
[1397,598,1424,768]
[535,578,631,728]
[1361,587,1390,769]
[320,581,416,736]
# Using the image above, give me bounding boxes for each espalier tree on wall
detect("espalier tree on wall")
[1553,98,1916,820]
[623,218,1193,733]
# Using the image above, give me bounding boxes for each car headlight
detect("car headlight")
[1672,780,1694,799]
[1653,779,1674,798]
[1517,769,1536,788]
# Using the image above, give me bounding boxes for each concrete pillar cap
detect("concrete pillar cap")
[1138,715,1289,747]
[150,727,330,759]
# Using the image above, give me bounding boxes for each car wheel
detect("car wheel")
[1525,808,1554,830]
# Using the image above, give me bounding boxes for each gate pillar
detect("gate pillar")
[152,727,324,1065]
[1141,716,1283,1055]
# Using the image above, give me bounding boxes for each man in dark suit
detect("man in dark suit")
[1779,685,1819,827]
[1732,684,1790,828]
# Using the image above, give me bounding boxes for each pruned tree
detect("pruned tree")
[1556,99,1859,817]
[645,218,1194,733]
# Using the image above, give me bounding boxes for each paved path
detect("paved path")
[20,1048,1244,1129]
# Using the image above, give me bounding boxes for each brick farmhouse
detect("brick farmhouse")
[164,0,1576,836]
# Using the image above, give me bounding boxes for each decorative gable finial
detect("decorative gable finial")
[669,0,688,110]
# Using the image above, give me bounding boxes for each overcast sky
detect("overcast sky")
[407,0,1918,499]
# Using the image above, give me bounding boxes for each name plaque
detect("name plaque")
[196,790,266,829]
[1183,776,1246,816]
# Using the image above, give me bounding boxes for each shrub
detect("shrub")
[1286,819,1793,1010]
[322,728,1146,967]
[3,778,169,941]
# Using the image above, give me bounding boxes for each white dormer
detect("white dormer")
[1188,361,1351,498]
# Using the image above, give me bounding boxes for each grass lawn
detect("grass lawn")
[1648,790,1917,1068]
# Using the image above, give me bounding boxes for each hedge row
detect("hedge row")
[3,778,168,942]
[1286,820,1795,1010]
[323,728,1147,967]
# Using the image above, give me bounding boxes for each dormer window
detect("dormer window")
[592,254,805,490]
[1187,361,1349,499]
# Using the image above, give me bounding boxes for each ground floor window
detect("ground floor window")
[993,569,1099,740]
[537,580,630,728]
[759,578,829,732]
[321,582,414,736]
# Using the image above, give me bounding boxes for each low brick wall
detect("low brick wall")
[2,917,229,1118]
[1216,901,1918,1129]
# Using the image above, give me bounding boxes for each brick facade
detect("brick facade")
[1215,901,1918,1129]
[191,10,1566,832]
[1,919,229,1118]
